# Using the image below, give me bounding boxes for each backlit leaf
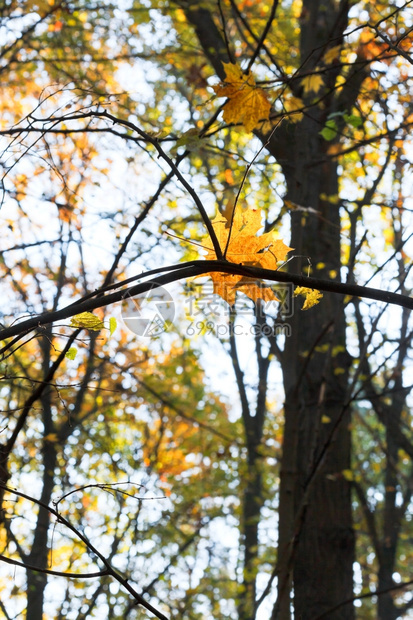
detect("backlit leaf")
[44,433,59,443]
[344,113,362,128]
[320,119,338,141]
[202,208,292,305]
[171,128,202,154]
[109,317,117,335]
[323,45,341,64]
[214,63,271,132]
[342,469,354,482]
[283,94,304,122]
[65,347,77,360]
[294,286,323,310]
[70,312,105,331]
[301,73,324,95]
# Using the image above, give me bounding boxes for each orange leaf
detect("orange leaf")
[202,208,292,305]
[214,63,271,132]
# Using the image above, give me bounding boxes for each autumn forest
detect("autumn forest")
[1,1,413,619]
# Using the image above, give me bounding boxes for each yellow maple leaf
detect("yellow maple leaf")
[283,94,304,122]
[214,63,271,132]
[202,208,292,305]
[301,73,324,95]
[294,286,323,310]
[70,312,105,331]
[323,45,341,65]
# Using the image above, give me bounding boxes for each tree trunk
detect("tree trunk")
[265,0,361,614]
[273,91,354,620]
[26,424,58,618]
[230,315,270,620]
[377,389,405,620]
[182,0,361,616]
[26,334,58,619]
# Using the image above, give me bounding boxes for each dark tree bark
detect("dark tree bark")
[26,331,58,619]
[272,1,358,615]
[229,310,270,618]
[24,330,99,618]
[275,122,354,618]
[182,0,367,617]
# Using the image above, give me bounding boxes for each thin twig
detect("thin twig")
[0,484,169,620]
[223,123,280,257]
[246,0,279,72]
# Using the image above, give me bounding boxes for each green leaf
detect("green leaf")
[171,128,202,154]
[344,113,362,128]
[320,119,338,141]
[65,347,77,360]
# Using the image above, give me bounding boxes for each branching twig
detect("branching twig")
[0,484,169,620]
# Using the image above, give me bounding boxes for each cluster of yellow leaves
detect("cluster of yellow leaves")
[294,286,323,310]
[213,63,271,132]
[203,208,292,305]
[14,173,28,202]
[142,419,197,478]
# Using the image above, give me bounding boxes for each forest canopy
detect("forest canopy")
[1,1,413,619]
